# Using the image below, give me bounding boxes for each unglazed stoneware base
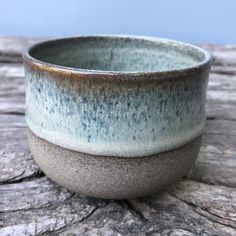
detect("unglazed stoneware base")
[28,129,201,199]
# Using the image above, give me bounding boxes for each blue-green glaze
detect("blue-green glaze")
[23,36,211,157]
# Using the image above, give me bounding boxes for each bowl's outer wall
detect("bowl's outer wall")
[24,63,210,157]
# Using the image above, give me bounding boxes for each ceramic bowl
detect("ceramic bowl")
[23,36,211,199]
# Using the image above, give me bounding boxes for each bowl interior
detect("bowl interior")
[28,36,208,73]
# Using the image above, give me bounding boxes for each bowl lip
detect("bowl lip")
[22,35,212,80]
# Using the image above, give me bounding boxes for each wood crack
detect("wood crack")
[185,177,236,189]
[43,203,109,236]
[0,111,25,116]
[121,199,148,222]
[167,190,236,230]
[0,171,44,186]
[206,116,236,122]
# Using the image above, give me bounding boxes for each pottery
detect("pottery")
[23,35,211,199]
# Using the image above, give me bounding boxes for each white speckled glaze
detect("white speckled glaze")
[23,36,211,157]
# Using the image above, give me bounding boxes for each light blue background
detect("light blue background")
[0,0,234,44]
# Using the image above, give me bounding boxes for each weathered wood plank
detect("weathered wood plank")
[186,118,236,187]
[188,133,236,187]
[0,63,24,77]
[208,73,236,91]
[206,101,236,121]
[168,180,236,228]
[201,44,236,66]
[0,177,107,235]
[0,126,40,184]
[211,65,236,75]
[0,63,25,114]
[0,114,39,184]
[0,37,236,235]
[1,178,236,235]
[0,37,43,62]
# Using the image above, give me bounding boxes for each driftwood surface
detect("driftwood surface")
[0,36,236,236]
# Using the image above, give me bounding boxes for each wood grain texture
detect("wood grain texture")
[0,37,236,235]
[0,37,43,63]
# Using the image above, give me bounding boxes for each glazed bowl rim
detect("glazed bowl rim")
[22,35,212,80]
